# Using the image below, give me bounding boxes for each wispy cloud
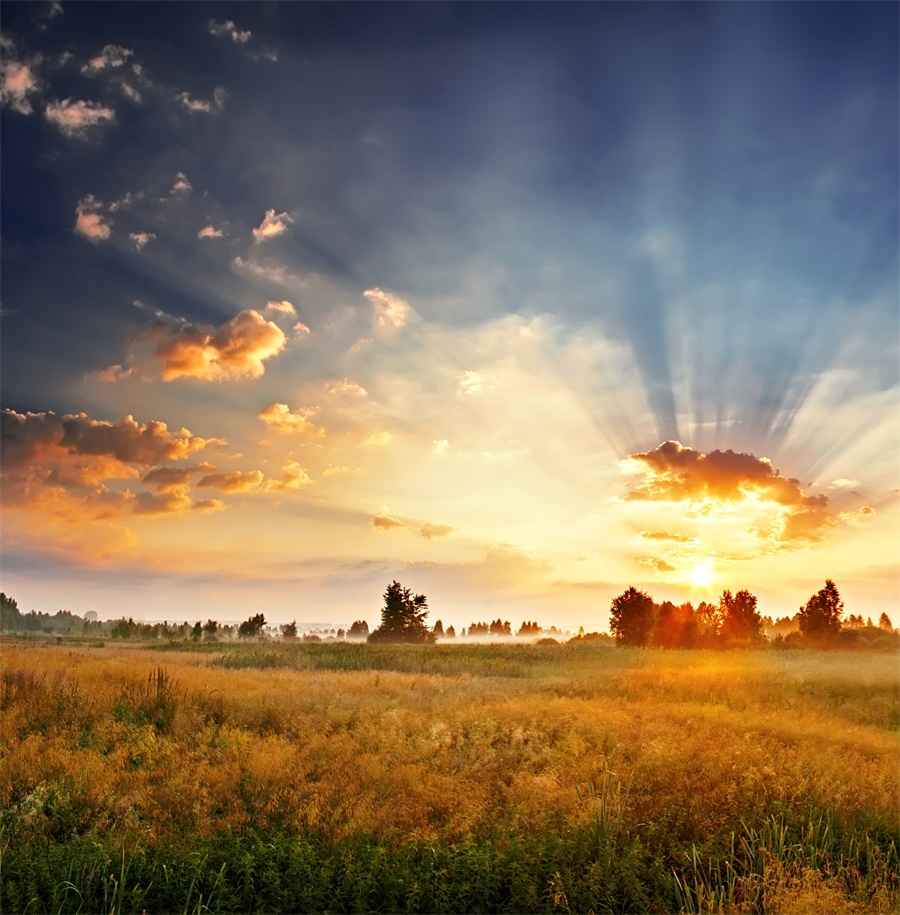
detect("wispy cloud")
[129,231,155,250]
[252,209,294,243]
[198,224,224,239]
[178,87,226,113]
[82,44,133,73]
[209,20,252,44]
[45,98,115,137]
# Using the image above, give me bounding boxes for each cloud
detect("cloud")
[322,464,351,477]
[0,49,40,114]
[105,309,287,382]
[141,462,216,492]
[625,440,840,545]
[252,209,294,243]
[196,470,265,493]
[264,461,312,492]
[232,256,289,285]
[325,378,368,398]
[171,172,191,193]
[82,44,133,73]
[178,87,226,113]
[626,441,814,507]
[129,231,155,250]
[640,558,678,573]
[0,409,224,521]
[419,523,456,541]
[371,514,407,531]
[45,98,116,136]
[458,370,497,397]
[364,287,408,329]
[639,530,698,543]
[120,82,142,103]
[265,300,296,316]
[209,19,251,43]
[258,403,321,435]
[363,431,392,447]
[73,197,111,241]
[198,224,224,239]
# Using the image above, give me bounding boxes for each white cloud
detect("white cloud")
[209,19,252,43]
[198,224,224,239]
[82,44,133,73]
[364,287,408,329]
[45,98,115,137]
[252,209,294,243]
[232,256,288,285]
[458,370,498,397]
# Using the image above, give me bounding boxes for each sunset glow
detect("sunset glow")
[1,3,897,629]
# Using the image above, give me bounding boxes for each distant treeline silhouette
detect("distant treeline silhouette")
[1,579,895,651]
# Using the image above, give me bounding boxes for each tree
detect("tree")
[191,621,203,642]
[368,581,435,644]
[445,625,456,638]
[609,587,656,647]
[719,590,764,644]
[878,612,893,632]
[348,620,369,639]
[797,580,843,642]
[432,619,444,638]
[281,620,298,641]
[238,613,266,639]
[203,619,219,641]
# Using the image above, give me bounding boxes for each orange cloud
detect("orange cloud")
[73,196,111,241]
[264,461,312,492]
[45,98,116,137]
[104,309,287,382]
[258,403,321,435]
[141,462,217,492]
[371,514,406,531]
[625,441,837,544]
[196,470,264,493]
[419,523,456,541]
[365,287,408,329]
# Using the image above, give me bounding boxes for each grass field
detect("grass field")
[1,639,897,913]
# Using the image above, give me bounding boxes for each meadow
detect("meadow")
[1,639,897,914]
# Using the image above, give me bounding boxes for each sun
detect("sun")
[688,560,716,590]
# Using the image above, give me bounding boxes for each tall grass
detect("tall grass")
[1,640,897,913]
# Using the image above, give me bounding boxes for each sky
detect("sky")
[1,1,897,630]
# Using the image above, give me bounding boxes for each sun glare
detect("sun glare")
[688,561,716,590]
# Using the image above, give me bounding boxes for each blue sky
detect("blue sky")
[1,2,897,627]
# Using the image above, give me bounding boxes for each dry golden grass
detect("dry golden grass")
[2,640,897,913]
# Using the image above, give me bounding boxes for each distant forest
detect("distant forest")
[0,580,895,651]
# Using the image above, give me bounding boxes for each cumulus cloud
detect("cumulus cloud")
[209,19,251,43]
[264,461,312,492]
[73,196,111,241]
[1,48,40,114]
[371,514,406,531]
[129,231,155,250]
[45,98,116,136]
[419,523,456,541]
[252,209,294,243]
[198,224,224,239]
[625,441,838,544]
[0,409,225,520]
[365,287,408,329]
[196,470,264,493]
[640,558,678,573]
[82,44,133,73]
[258,403,322,435]
[458,370,497,397]
[103,309,287,382]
